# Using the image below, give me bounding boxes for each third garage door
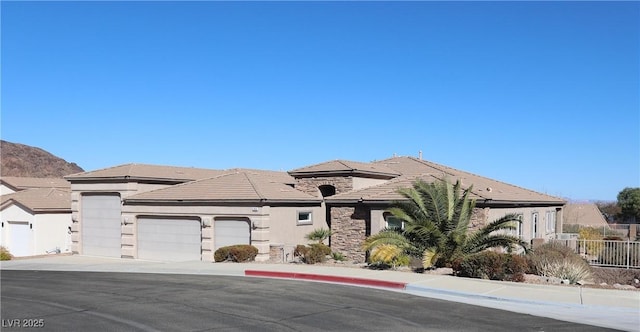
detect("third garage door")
[137,218,201,261]
[214,219,250,250]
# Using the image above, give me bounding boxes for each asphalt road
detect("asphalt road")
[1,271,617,332]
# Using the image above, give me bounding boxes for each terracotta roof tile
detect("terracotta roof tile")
[326,157,564,204]
[1,188,71,212]
[289,159,399,178]
[563,203,609,227]
[126,171,319,203]
[1,177,70,190]
[65,164,229,182]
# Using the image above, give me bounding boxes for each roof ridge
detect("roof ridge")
[243,173,266,200]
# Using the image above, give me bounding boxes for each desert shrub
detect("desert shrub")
[527,242,592,284]
[331,251,346,261]
[0,246,13,261]
[214,245,258,262]
[454,252,527,282]
[367,244,410,269]
[294,244,308,258]
[302,243,332,264]
[452,251,528,282]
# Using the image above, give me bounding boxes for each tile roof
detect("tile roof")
[326,157,564,205]
[288,160,400,178]
[0,177,70,191]
[125,171,320,204]
[65,163,229,182]
[1,188,71,213]
[563,203,609,227]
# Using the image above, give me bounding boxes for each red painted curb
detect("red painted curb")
[245,270,407,290]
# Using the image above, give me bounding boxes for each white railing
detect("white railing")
[550,239,640,269]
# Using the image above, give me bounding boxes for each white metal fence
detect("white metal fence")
[550,239,640,269]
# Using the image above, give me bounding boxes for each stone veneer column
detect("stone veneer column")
[294,177,353,197]
[330,205,370,263]
[469,207,489,232]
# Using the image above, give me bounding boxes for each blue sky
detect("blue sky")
[1,1,638,202]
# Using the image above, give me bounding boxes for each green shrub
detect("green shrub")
[305,243,332,264]
[214,245,258,262]
[527,242,592,284]
[454,251,527,282]
[0,246,12,261]
[331,251,346,261]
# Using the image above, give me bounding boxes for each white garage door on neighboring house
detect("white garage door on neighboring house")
[137,217,201,261]
[214,219,251,250]
[82,194,122,257]
[8,222,30,257]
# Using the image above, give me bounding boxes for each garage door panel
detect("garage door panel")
[138,218,201,262]
[214,219,250,250]
[82,195,121,258]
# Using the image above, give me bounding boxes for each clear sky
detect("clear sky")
[1,1,638,202]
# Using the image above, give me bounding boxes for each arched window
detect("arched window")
[319,185,336,198]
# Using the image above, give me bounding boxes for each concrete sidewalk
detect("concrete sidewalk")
[2,255,639,331]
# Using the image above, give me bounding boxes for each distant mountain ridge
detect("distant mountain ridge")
[1,140,84,177]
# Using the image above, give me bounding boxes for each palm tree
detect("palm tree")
[363,179,528,268]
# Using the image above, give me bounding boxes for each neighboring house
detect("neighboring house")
[66,157,566,262]
[0,177,70,195]
[563,203,609,228]
[0,187,72,256]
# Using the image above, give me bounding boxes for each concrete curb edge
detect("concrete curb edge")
[244,270,407,289]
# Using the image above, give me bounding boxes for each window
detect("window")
[545,211,556,233]
[531,212,539,238]
[385,216,405,230]
[297,211,313,225]
[514,214,524,239]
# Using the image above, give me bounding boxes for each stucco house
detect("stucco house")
[66,156,565,262]
[0,187,72,256]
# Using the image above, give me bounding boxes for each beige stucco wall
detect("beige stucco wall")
[0,205,33,256]
[268,205,328,261]
[121,203,323,262]
[352,177,390,190]
[69,181,178,255]
[486,206,563,243]
[0,205,71,256]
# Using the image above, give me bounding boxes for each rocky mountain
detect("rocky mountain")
[1,140,84,177]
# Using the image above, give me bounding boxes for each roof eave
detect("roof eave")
[65,176,191,184]
[288,170,398,179]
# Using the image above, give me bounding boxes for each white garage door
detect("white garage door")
[138,218,201,261]
[214,219,250,250]
[82,195,121,257]
[9,222,30,257]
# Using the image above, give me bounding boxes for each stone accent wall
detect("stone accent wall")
[294,177,353,197]
[269,244,284,263]
[469,207,489,232]
[330,205,370,262]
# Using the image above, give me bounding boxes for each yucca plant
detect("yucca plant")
[363,179,528,269]
[305,228,332,244]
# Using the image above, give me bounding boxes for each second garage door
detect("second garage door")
[137,217,201,261]
[214,219,250,250]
